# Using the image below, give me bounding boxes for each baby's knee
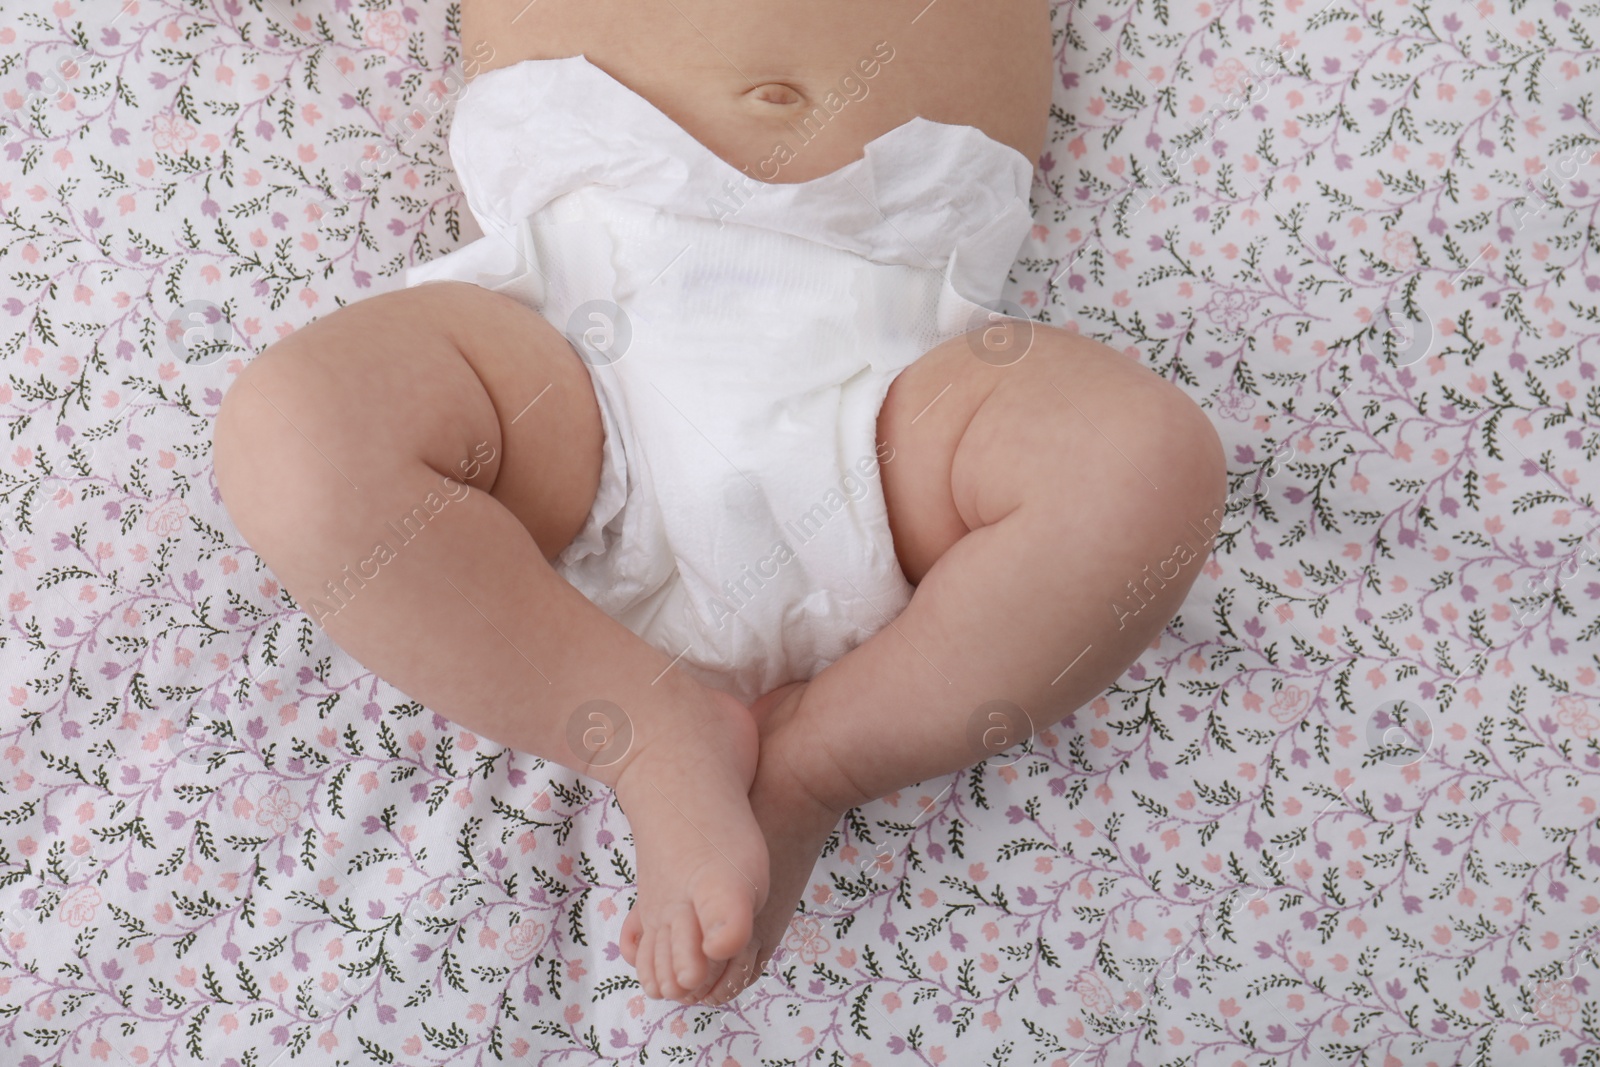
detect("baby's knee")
[1153,383,1228,519]
[212,339,358,545]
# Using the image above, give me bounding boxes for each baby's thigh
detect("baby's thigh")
[215,280,604,562]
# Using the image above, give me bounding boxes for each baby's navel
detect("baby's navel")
[744,82,805,107]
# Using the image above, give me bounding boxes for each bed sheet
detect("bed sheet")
[1,1,1597,1064]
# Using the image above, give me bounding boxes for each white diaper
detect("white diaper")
[405,55,1034,706]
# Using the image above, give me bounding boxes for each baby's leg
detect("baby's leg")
[701,325,1227,1001]
[212,281,766,1000]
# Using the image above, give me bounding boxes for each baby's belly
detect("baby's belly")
[459,0,1051,185]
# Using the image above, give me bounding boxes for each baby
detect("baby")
[212,0,1227,1007]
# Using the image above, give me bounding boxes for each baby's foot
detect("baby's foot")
[609,686,767,1000]
[616,680,807,1001]
[698,681,856,1005]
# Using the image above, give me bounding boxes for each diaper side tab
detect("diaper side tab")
[937,198,1036,336]
[402,216,547,308]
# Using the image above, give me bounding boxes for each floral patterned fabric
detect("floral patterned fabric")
[1,1,1596,1064]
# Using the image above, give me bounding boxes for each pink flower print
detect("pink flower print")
[1381,230,1419,271]
[254,787,302,835]
[59,884,101,928]
[150,113,196,154]
[1535,979,1578,1028]
[1203,287,1258,333]
[1212,57,1251,96]
[146,497,189,537]
[1214,384,1255,422]
[1268,684,1312,724]
[1555,695,1599,739]
[781,916,830,965]
[504,918,546,961]
[363,11,408,55]
[1073,968,1116,1015]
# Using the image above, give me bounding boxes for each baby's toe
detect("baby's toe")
[635,926,660,999]
[704,939,762,1005]
[653,927,683,1000]
[619,908,644,967]
[683,961,725,1005]
[669,907,709,993]
[691,877,754,960]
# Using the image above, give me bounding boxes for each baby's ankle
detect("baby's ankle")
[762,707,876,817]
[602,679,756,792]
